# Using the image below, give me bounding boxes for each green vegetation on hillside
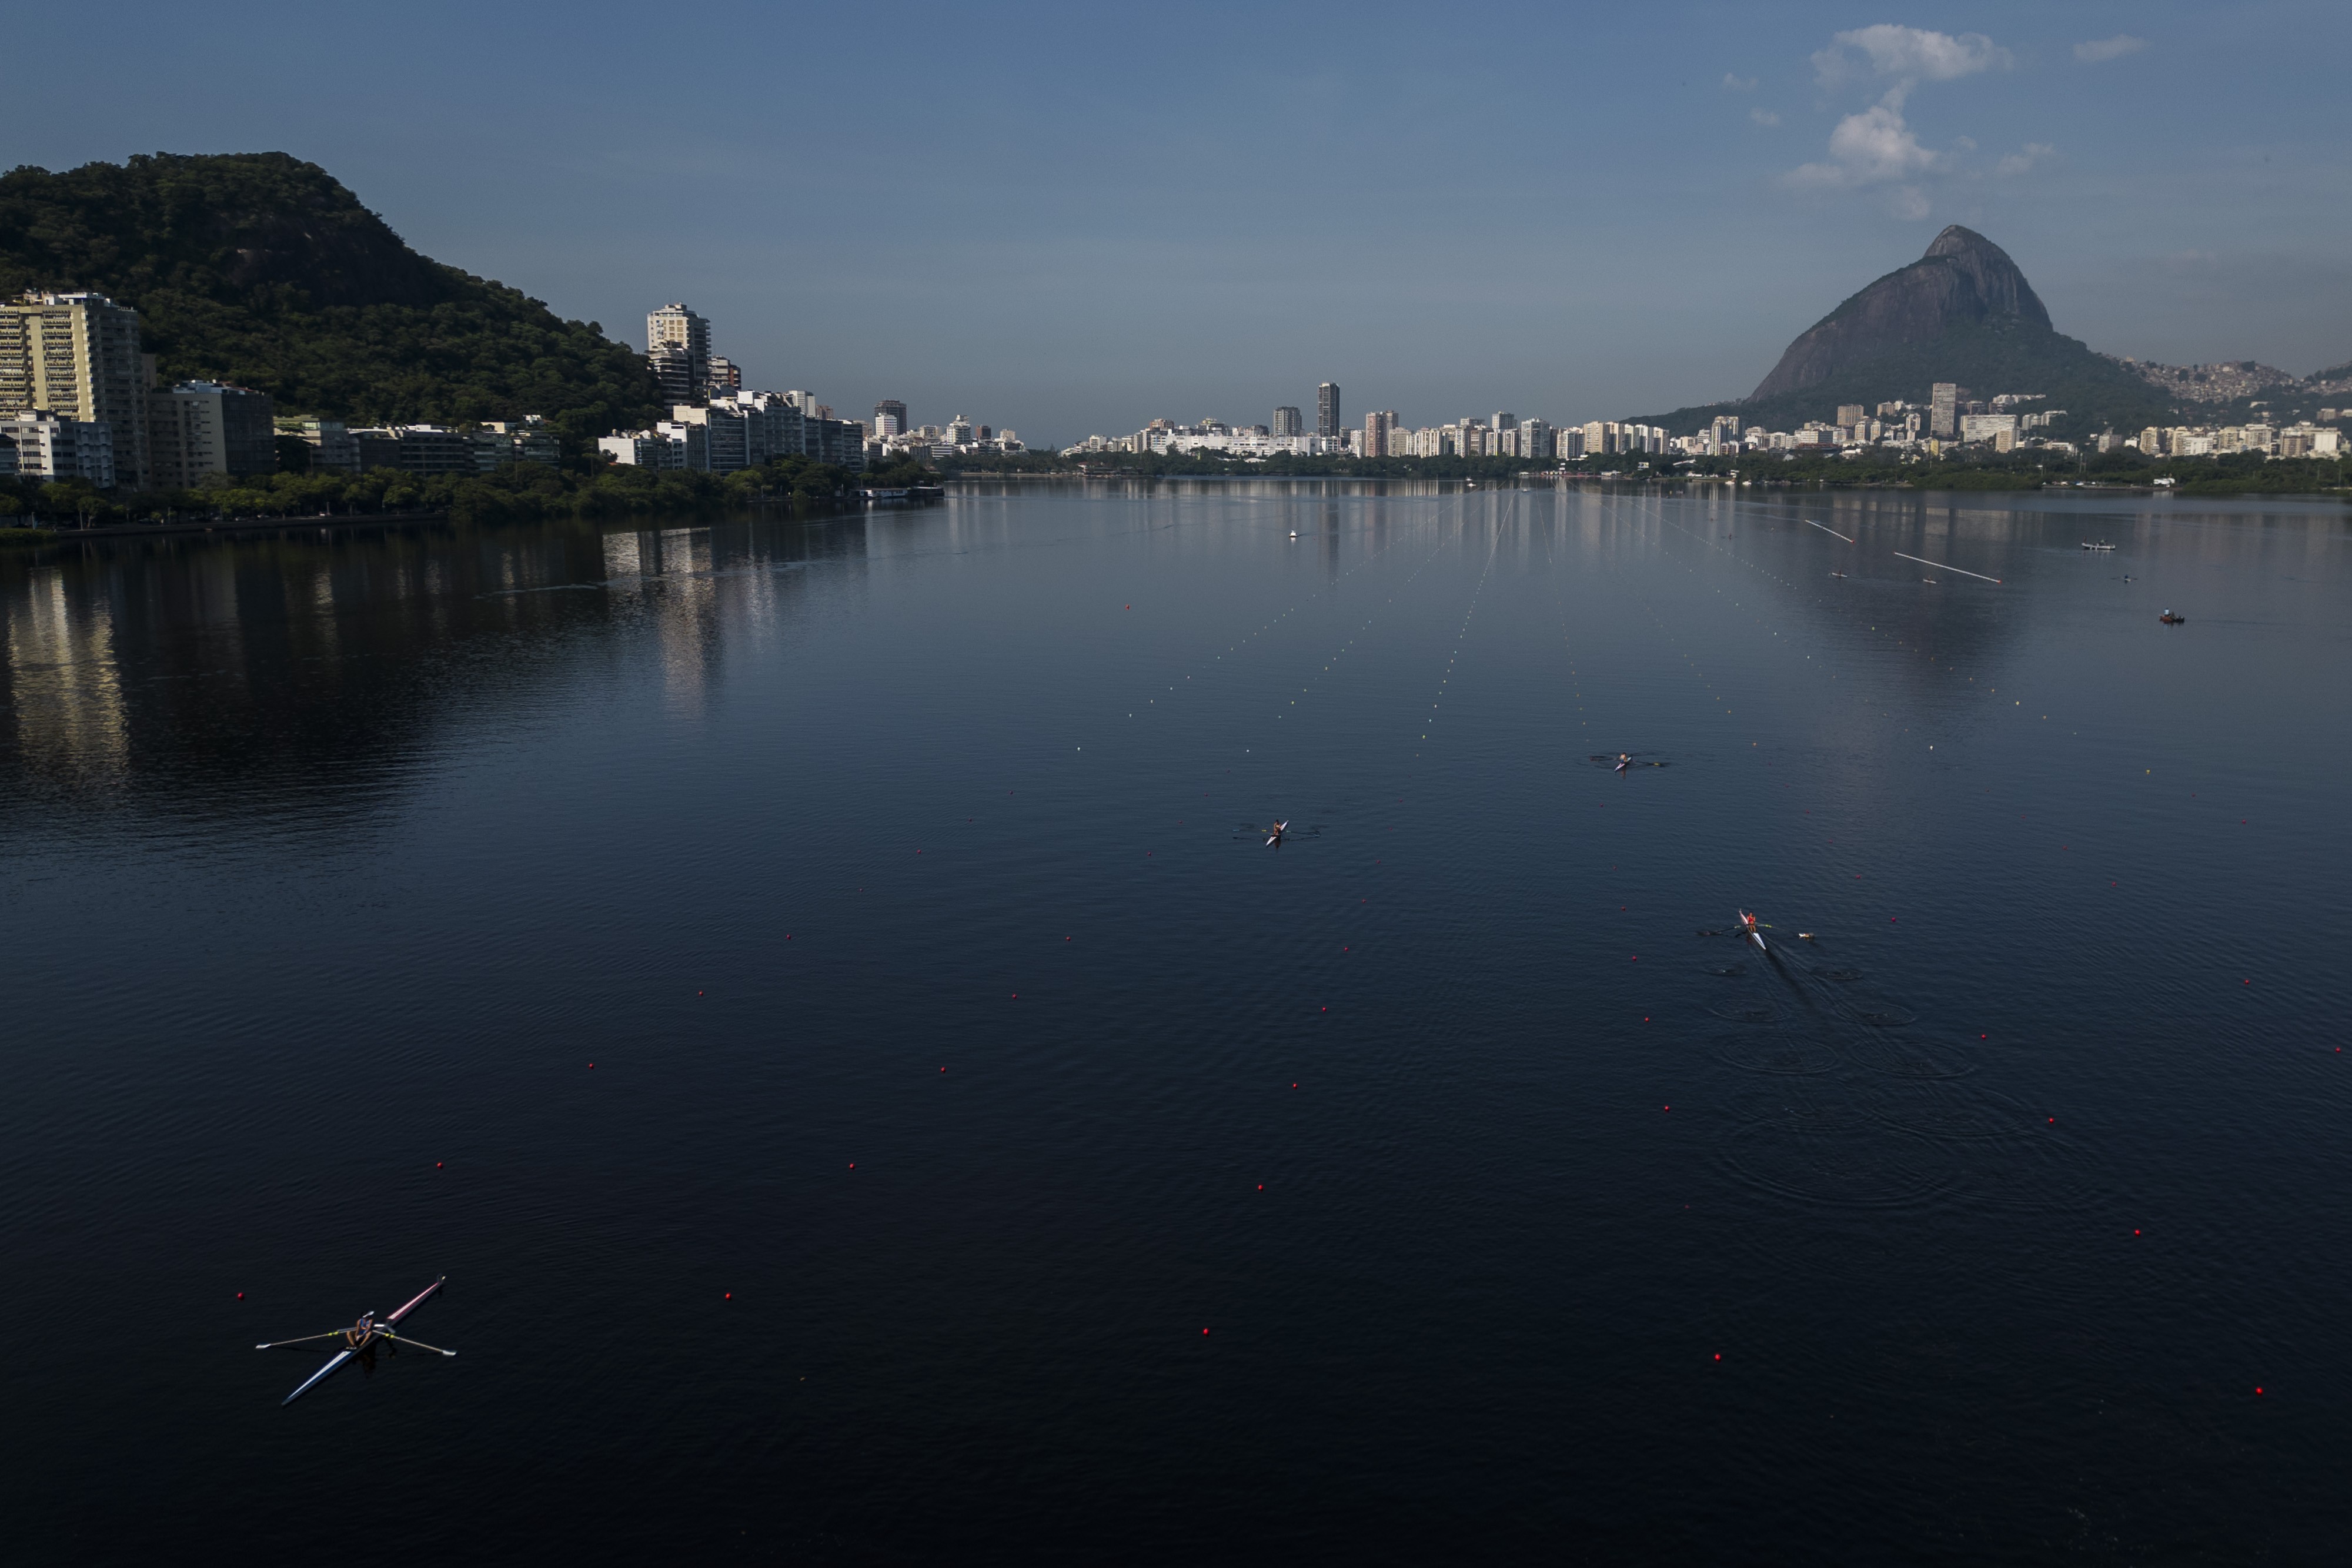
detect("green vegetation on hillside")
[1639,317,2181,441]
[0,152,664,447]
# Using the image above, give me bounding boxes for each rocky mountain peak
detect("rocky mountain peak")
[1750,227,2053,401]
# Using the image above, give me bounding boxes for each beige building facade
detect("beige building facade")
[0,292,150,487]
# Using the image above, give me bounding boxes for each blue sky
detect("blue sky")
[5,1,2348,442]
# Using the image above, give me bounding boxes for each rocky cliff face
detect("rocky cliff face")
[1749,226,2053,401]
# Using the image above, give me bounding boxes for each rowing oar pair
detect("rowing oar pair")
[256,1276,453,1405]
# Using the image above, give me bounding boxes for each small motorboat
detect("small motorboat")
[2082,541,2117,551]
[2160,610,2186,624]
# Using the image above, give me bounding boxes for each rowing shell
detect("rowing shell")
[281,1277,445,1406]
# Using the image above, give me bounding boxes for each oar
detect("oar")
[377,1330,457,1356]
[1893,550,2001,584]
[255,1331,349,1350]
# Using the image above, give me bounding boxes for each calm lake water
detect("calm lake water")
[4,480,2348,1563]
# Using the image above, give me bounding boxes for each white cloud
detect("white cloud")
[1996,142,2056,177]
[1750,108,1781,127]
[1785,89,1942,192]
[1723,73,1758,91]
[1787,25,2016,218]
[1814,25,2010,87]
[2074,35,2149,63]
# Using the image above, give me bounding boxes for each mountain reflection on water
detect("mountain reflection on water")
[4,480,2348,1564]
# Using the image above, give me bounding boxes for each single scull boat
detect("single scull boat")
[259,1276,452,1405]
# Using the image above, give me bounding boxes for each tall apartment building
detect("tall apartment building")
[1519,419,1552,460]
[0,291,150,487]
[874,400,908,438]
[1271,405,1303,438]
[0,410,115,486]
[147,380,276,488]
[1361,409,1392,456]
[1316,382,1341,437]
[1836,404,1865,428]
[1930,383,1959,439]
[706,356,741,394]
[647,303,712,404]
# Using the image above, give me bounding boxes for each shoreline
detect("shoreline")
[13,507,454,543]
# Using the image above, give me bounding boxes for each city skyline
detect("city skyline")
[4,4,2347,447]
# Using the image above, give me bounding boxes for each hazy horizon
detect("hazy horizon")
[4,1,2347,445]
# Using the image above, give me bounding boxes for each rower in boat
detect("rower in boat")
[1615,753,1632,773]
[257,1277,453,1405]
[1265,820,1287,846]
[1736,911,1768,952]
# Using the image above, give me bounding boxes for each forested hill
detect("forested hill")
[0,152,663,443]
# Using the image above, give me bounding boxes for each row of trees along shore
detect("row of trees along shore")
[0,451,938,533]
[941,446,2351,497]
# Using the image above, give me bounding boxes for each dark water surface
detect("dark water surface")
[5,480,2347,1563]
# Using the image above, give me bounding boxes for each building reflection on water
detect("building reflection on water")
[0,513,868,827]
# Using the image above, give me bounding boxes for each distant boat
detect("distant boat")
[2160,610,2186,624]
[2082,541,2117,550]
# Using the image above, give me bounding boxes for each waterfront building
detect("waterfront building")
[146,380,276,488]
[1272,405,1303,437]
[278,417,361,473]
[1316,382,1341,437]
[349,425,476,474]
[946,415,974,446]
[874,400,907,439]
[1519,419,1552,460]
[648,303,712,402]
[669,403,751,473]
[597,430,689,469]
[0,291,150,487]
[0,410,115,486]
[474,416,562,471]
